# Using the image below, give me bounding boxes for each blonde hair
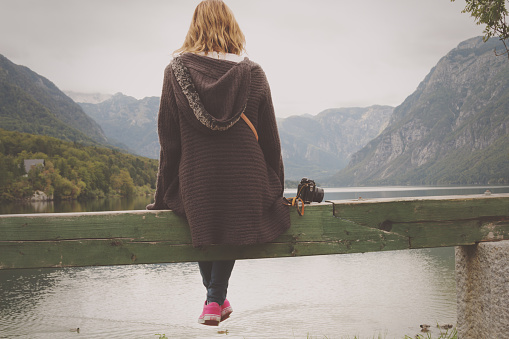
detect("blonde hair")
[175,0,246,55]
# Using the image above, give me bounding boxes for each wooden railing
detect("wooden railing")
[1,193,508,270]
[2,193,509,337]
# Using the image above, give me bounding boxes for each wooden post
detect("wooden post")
[456,240,509,338]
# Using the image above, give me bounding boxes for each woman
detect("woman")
[147,0,290,326]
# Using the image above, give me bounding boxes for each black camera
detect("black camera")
[297,178,324,204]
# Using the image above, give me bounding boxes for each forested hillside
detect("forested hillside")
[0,54,108,145]
[0,129,158,202]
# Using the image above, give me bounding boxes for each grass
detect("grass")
[305,326,458,339]
[155,325,458,339]
[405,326,458,339]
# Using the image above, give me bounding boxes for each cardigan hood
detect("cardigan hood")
[170,53,252,134]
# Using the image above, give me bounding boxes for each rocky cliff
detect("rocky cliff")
[278,105,393,181]
[78,93,159,159]
[330,37,509,186]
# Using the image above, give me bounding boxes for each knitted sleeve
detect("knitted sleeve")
[257,76,285,193]
[147,65,182,210]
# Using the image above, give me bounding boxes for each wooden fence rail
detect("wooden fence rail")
[1,193,508,270]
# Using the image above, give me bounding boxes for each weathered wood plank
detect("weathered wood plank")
[0,210,192,243]
[331,194,509,223]
[1,194,508,269]
[330,194,509,248]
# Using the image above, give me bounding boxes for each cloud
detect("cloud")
[0,0,483,117]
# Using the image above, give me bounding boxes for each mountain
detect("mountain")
[278,105,393,181]
[64,91,113,104]
[0,54,107,144]
[330,37,509,186]
[78,93,160,159]
[78,92,392,177]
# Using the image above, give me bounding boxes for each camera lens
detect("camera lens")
[314,187,324,203]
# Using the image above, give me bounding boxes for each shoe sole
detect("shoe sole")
[221,306,233,322]
[198,314,221,326]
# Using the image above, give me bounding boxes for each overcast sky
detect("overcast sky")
[0,0,483,117]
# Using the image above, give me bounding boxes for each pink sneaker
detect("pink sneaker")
[221,299,233,321]
[198,301,221,326]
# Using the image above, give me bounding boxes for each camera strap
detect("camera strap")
[240,113,258,141]
[283,196,305,216]
[242,113,302,217]
[242,112,305,215]
[283,182,311,216]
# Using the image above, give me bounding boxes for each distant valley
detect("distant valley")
[72,92,393,181]
[278,106,393,181]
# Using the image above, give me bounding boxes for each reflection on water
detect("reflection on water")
[0,249,455,339]
[2,185,508,215]
[318,185,509,201]
[0,195,153,215]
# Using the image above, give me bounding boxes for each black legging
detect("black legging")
[198,260,236,305]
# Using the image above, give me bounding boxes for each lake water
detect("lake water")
[1,186,509,339]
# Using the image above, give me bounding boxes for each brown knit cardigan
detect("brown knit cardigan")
[147,53,290,247]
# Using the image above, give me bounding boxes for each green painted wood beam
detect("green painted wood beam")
[1,194,508,269]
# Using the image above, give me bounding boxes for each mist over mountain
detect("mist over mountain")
[0,54,107,145]
[64,91,113,104]
[330,37,509,186]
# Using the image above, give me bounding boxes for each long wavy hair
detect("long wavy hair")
[175,0,246,55]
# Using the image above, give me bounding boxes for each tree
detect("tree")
[110,170,135,197]
[452,0,509,58]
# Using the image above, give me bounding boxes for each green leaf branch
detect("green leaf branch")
[452,0,509,58]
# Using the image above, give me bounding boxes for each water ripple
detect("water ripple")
[0,249,456,338]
